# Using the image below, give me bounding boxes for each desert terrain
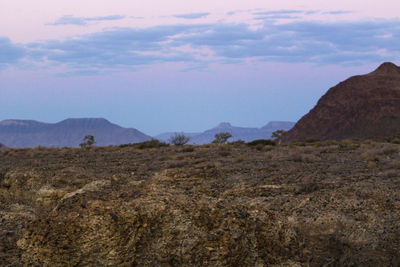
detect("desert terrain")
[0,140,399,266]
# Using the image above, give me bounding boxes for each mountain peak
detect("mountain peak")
[61,118,110,123]
[262,121,295,130]
[57,118,113,128]
[283,62,400,142]
[371,62,400,75]
[215,122,232,128]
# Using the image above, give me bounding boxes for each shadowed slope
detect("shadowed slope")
[283,62,400,142]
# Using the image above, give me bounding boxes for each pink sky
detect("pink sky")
[1,0,400,42]
[0,0,399,135]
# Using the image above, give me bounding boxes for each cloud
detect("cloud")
[28,25,204,71]
[2,14,400,74]
[0,37,25,69]
[48,15,125,26]
[323,10,353,15]
[175,19,400,65]
[252,9,312,21]
[253,10,304,16]
[174,12,210,19]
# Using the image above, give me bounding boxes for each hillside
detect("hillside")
[0,118,151,148]
[283,62,400,142]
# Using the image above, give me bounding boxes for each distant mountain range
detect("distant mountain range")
[155,121,295,144]
[0,118,151,148]
[0,118,295,148]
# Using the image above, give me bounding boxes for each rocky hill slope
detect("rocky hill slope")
[283,62,400,142]
[0,118,151,148]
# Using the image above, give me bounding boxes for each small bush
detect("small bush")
[234,156,244,163]
[360,144,399,161]
[367,161,377,169]
[386,133,400,144]
[134,140,169,149]
[212,132,232,144]
[230,140,245,145]
[182,147,195,153]
[305,139,320,143]
[247,139,276,147]
[169,133,190,146]
[80,135,95,148]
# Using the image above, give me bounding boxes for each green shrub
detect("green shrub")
[212,132,232,144]
[133,140,169,149]
[247,139,276,147]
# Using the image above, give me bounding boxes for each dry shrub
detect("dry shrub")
[338,139,360,150]
[367,161,377,169]
[219,151,231,157]
[167,160,187,169]
[181,146,195,153]
[288,149,321,163]
[234,156,244,163]
[381,169,399,178]
[360,144,399,161]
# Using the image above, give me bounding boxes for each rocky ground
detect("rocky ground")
[0,140,399,266]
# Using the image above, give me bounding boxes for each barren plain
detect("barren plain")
[0,140,399,266]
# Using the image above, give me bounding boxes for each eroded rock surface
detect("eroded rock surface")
[0,143,399,265]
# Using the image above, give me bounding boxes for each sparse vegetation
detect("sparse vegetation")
[133,139,169,149]
[169,133,190,146]
[247,139,276,147]
[212,132,232,144]
[79,135,95,148]
[271,129,286,143]
[0,141,399,266]
[386,132,400,144]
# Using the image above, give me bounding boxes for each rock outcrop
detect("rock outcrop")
[283,62,400,142]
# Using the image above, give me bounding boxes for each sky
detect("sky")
[0,0,399,135]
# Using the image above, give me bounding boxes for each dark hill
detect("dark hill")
[283,62,400,142]
[0,118,151,148]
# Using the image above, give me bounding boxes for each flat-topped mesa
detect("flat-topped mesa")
[56,118,114,129]
[0,118,152,148]
[370,62,400,76]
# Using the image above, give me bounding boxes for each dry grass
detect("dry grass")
[0,141,399,266]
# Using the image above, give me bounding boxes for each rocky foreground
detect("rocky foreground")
[0,141,399,266]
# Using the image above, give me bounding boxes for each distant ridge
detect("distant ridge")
[155,121,295,144]
[283,62,400,142]
[0,118,152,148]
